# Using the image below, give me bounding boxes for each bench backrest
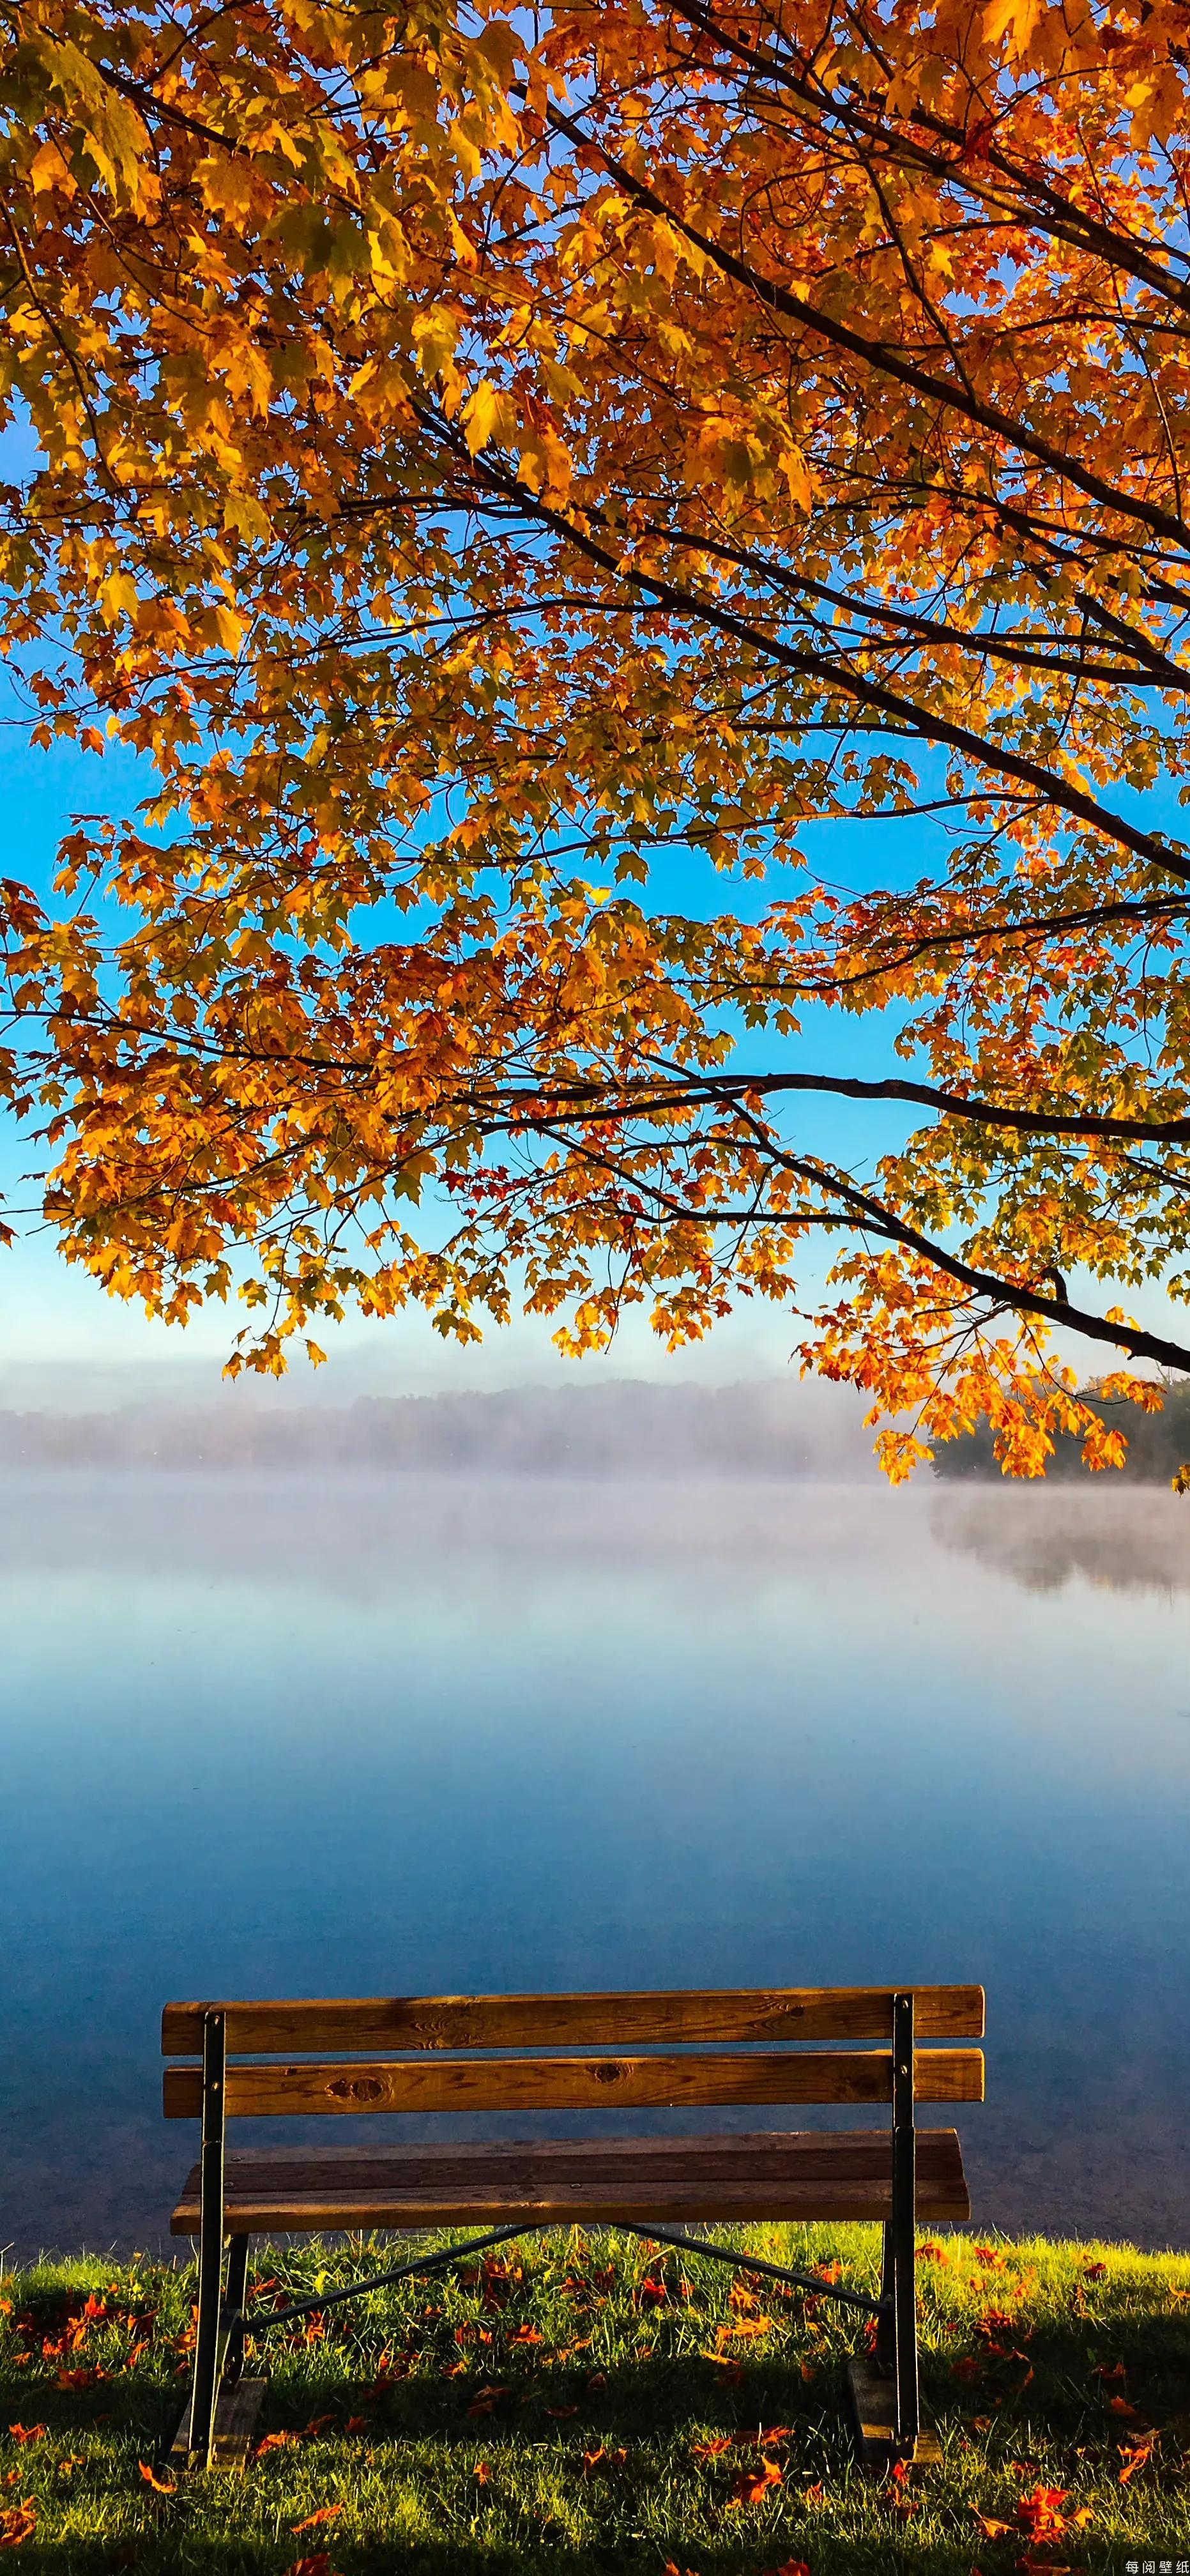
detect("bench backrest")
[162,1986,984,2120]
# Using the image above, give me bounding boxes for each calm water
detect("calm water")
[1,1471,1188,2259]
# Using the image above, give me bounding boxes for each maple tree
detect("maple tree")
[3,0,1190,1472]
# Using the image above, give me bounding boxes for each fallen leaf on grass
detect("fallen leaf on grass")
[1014,2486,1092,2538]
[4,2432,44,2449]
[291,2504,344,2534]
[1081,2261,1108,2280]
[973,2248,1007,2270]
[507,2324,544,2346]
[256,2430,305,2455]
[802,2480,826,2505]
[473,2460,491,2485]
[545,2405,579,2418]
[728,2457,783,2506]
[284,2559,342,2576]
[918,2242,949,2264]
[1118,2436,1157,2483]
[581,2445,627,2472]
[466,2387,508,2416]
[0,2503,35,2549]
[1106,2394,1144,2420]
[342,2417,369,2435]
[54,2367,104,2391]
[973,2511,1014,2538]
[977,2310,1025,2342]
[137,2462,177,2496]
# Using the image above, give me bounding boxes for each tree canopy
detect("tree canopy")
[3,0,1190,1473]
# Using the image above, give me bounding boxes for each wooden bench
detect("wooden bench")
[162,1981,984,2471]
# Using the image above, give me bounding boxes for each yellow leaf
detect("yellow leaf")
[462,381,516,456]
[411,307,459,380]
[983,0,1046,56]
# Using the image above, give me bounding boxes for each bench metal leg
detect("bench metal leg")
[889,1989,920,2453]
[222,2235,250,2388]
[187,2010,227,2467]
[847,1991,934,2469]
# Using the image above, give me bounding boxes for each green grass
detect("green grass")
[2,2225,1188,2570]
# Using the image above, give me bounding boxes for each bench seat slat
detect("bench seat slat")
[169,2131,970,2235]
[164,2046,982,2120]
[161,1985,985,2057]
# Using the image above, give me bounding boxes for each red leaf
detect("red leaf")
[290,2504,344,2534]
[4,2433,45,2450]
[727,2457,783,2506]
[0,2504,36,2550]
[137,2462,177,2496]
[1118,2437,1157,2484]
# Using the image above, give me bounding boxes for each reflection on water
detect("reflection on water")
[0,1472,1187,2257]
[933,1481,1190,1597]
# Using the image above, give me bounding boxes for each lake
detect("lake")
[1,1470,1187,2259]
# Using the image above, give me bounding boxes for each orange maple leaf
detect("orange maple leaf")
[137,2462,177,2496]
[727,2456,783,2506]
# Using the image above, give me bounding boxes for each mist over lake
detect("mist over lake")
[1,1460,1187,2260]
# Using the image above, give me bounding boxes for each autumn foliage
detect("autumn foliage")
[3,0,1190,1471]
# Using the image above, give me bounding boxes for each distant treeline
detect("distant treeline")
[933,1377,1190,1482]
[0,1378,873,1478]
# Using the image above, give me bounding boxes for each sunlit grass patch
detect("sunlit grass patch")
[2,2225,1187,2569]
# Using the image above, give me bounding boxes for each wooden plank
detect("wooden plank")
[162,1984,985,2058]
[846,2361,942,2472]
[169,2379,265,2473]
[164,2046,983,2120]
[169,2129,971,2234]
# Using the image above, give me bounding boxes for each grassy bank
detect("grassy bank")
[2,2225,1188,2571]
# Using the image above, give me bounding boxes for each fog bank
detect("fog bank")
[0,1375,879,1478]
